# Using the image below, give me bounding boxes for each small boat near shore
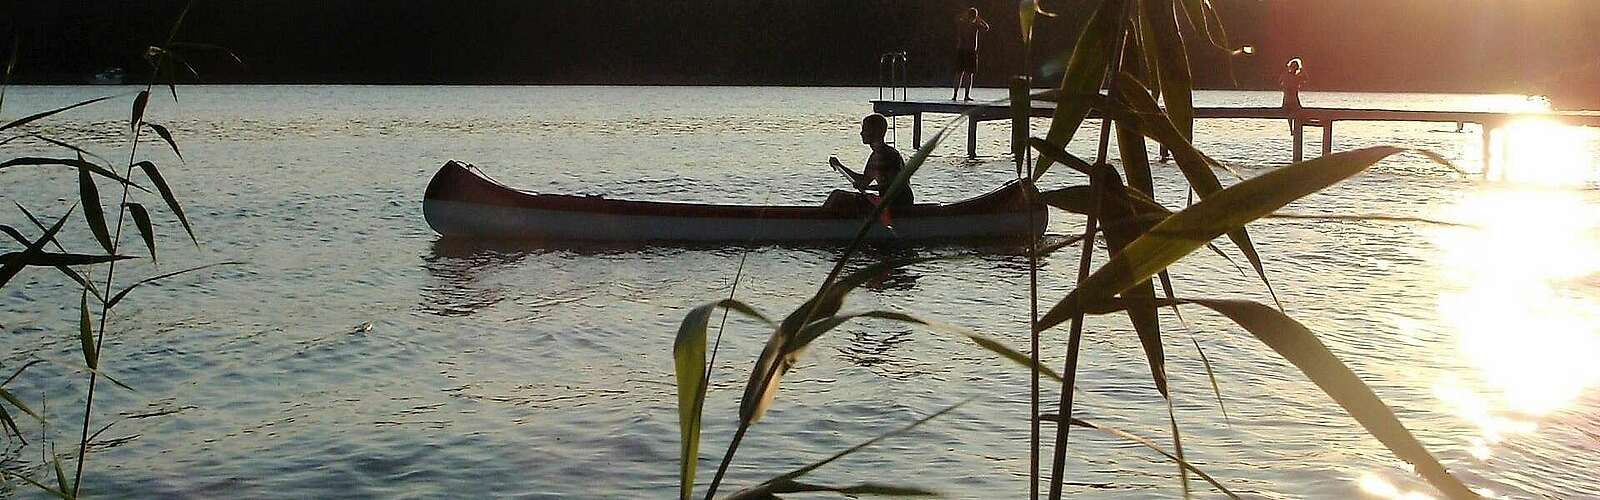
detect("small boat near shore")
[423,161,1047,242]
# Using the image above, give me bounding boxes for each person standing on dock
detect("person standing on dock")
[830,114,915,207]
[952,7,990,101]
[1280,58,1308,128]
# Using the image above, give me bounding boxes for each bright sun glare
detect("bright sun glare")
[1428,187,1600,458]
[1477,119,1599,186]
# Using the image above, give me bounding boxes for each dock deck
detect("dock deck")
[871,98,1600,166]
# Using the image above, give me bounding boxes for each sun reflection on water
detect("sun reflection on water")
[1486,119,1599,185]
[1428,185,1600,461]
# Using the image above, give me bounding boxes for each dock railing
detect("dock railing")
[878,51,909,147]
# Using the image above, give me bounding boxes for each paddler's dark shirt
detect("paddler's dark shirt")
[865,143,913,205]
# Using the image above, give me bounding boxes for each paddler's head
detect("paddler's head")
[860,113,889,145]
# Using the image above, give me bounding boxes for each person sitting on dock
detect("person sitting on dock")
[1280,58,1308,125]
[830,114,914,207]
[952,7,990,101]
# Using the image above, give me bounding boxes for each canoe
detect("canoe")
[423,161,1047,241]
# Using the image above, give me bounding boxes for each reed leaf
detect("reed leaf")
[52,454,70,499]
[767,480,937,496]
[6,210,107,301]
[1031,0,1125,181]
[0,252,132,267]
[0,387,38,421]
[1106,74,1277,307]
[735,309,1241,498]
[740,257,938,425]
[2,360,45,386]
[1040,413,1236,498]
[80,291,97,369]
[1039,146,1408,331]
[1036,185,1238,272]
[1,469,72,500]
[124,203,157,264]
[1147,0,1195,140]
[0,405,21,445]
[703,107,986,500]
[1191,337,1229,424]
[37,356,136,393]
[0,157,146,190]
[0,95,115,132]
[78,169,115,254]
[724,400,970,500]
[26,134,115,166]
[1087,164,1169,397]
[1086,298,1477,499]
[0,207,74,289]
[143,123,183,161]
[134,161,198,247]
[105,262,242,308]
[131,90,150,130]
[675,298,773,500]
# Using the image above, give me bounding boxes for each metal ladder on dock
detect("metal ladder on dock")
[878,51,909,147]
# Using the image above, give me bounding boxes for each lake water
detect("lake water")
[1,86,1598,499]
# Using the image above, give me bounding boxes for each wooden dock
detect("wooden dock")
[871,98,1600,169]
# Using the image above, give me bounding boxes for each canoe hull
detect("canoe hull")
[423,161,1046,242]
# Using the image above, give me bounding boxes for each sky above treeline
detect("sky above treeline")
[4,0,1597,93]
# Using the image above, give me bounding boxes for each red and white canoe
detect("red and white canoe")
[422,161,1046,242]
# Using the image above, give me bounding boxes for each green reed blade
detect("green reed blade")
[26,134,116,166]
[0,387,38,421]
[143,123,183,161]
[1191,337,1230,425]
[106,261,242,309]
[739,257,940,425]
[133,161,197,247]
[674,299,772,500]
[79,290,97,369]
[1041,413,1238,498]
[1107,73,1278,308]
[724,399,970,500]
[0,469,71,500]
[0,405,23,445]
[77,169,114,255]
[130,90,149,130]
[0,95,115,132]
[0,252,132,267]
[0,157,146,191]
[1148,0,1195,140]
[123,203,157,265]
[1088,163,1170,398]
[0,206,75,289]
[6,208,108,301]
[1039,146,1409,332]
[1032,0,1125,181]
[769,480,937,496]
[1088,298,1478,499]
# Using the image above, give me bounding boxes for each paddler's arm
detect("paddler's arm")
[830,156,869,188]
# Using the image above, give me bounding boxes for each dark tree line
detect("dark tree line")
[4,0,1596,93]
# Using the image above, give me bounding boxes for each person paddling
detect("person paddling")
[952,7,990,101]
[830,114,914,208]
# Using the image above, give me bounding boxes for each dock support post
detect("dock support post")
[967,117,978,158]
[1480,125,1493,180]
[1321,121,1334,157]
[913,113,923,149]
[1291,119,1304,163]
